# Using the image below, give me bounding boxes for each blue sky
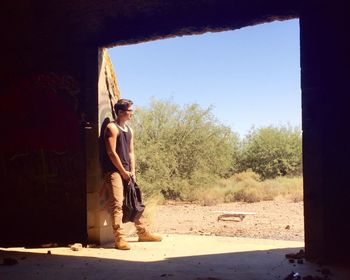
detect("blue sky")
[109,19,301,138]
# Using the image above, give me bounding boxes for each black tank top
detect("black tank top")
[103,123,132,172]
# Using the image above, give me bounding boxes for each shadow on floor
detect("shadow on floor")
[1,243,349,280]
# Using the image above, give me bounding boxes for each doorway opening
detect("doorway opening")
[101,19,302,243]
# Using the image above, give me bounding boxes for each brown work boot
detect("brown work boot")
[138,230,162,242]
[115,237,131,250]
[114,225,130,250]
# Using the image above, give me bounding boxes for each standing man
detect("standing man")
[104,98,162,250]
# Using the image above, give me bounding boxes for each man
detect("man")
[104,98,162,250]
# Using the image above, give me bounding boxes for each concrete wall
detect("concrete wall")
[0,72,86,245]
[300,1,350,263]
[0,32,96,245]
[86,49,121,245]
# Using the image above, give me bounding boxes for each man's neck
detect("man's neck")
[116,118,127,129]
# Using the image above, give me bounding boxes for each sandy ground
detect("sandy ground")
[5,198,350,280]
[148,197,304,241]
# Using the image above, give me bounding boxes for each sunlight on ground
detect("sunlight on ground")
[1,235,304,263]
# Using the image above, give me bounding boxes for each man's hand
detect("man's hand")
[131,171,136,181]
[121,170,133,181]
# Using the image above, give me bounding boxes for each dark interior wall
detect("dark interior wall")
[0,47,95,245]
[0,0,98,244]
[300,1,350,264]
[0,76,86,245]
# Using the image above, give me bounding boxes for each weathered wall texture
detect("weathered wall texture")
[86,49,121,245]
[1,0,350,264]
[0,73,86,245]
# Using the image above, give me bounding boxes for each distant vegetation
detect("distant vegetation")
[132,99,303,204]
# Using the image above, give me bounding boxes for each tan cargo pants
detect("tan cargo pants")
[104,171,146,235]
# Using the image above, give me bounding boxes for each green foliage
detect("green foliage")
[239,125,302,179]
[132,98,240,199]
[131,98,302,203]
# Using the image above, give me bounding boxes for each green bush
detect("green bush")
[131,98,302,204]
[132,98,240,200]
[239,125,302,179]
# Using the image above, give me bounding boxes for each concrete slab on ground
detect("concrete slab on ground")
[1,234,349,280]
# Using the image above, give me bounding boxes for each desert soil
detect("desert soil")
[149,197,304,241]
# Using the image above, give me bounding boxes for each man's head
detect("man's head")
[114,98,134,119]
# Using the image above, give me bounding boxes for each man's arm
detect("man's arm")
[105,123,132,181]
[129,126,136,177]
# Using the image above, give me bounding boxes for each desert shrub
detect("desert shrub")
[233,187,262,203]
[184,187,224,206]
[231,170,261,182]
[130,98,303,204]
[263,176,303,196]
[239,125,302,179]
[267,176,303,202]
[132,98,240,200]
[288,189,303,203]
[230,178,263,203]
[224,190,236,203]
[222,175,303,203]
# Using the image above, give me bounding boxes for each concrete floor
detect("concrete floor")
[1,234,349,280]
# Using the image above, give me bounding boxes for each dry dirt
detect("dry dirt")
[148,197,304,241]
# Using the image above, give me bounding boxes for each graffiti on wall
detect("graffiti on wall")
[0,72,86,242]
[0,73,85,151]
[0,148,86,243]
[3,149,84,198]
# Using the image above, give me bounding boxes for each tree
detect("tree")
[131,98,240,199]
[239,125,302,179]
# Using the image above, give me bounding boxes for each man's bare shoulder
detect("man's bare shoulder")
[105,122,118,136]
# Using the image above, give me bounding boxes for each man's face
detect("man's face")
[122,105,133,120]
